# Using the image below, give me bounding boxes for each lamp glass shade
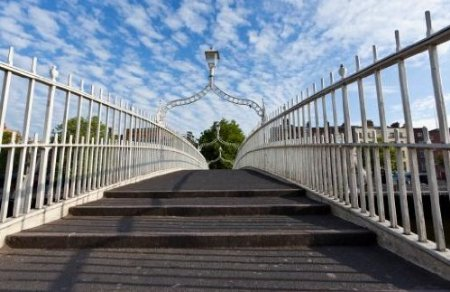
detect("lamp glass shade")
[205,50,220,68]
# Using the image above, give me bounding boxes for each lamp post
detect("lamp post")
[205,48,220,87]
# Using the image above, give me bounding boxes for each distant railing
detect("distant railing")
[0,48,208,225]
[235,11,450,256]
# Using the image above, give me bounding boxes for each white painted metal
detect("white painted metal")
[36,67,57,209]
[157,49,266,125]
[372,130,385,222]
[1,133,16,222]
[355,55,369,214]
[0,47,13,147]
[395,129,411,234]
[24,134,39,213]
[423,128,446,251]
[426,11,450,196]
[340,66,358,209]
[373,45,397,228]
[47,134,58,204]
[12,57,37,217]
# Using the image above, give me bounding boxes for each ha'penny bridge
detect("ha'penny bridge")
[1,11,450,291]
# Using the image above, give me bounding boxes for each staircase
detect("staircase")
[6,169,375,249]
[3,169,450,291]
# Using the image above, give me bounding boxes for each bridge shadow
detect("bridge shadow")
[171,170,195,191]
[242,168,300,189]
[44,215,137,290]
[2,212,449,290]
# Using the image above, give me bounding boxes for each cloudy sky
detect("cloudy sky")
[1,0,450,138]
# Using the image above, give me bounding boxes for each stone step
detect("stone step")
[6,215,375,249]
[104,189,303,198]
[104,169,302,198]
[6,230,375,249]
[70,197,329,216]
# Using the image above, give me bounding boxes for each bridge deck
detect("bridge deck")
[1,169,449,290]
[109,169,299,192]
[1,246,449,291]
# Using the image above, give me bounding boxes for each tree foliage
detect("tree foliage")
[377,137,397,171]
[53,116,108,143]
[198,119,245,169]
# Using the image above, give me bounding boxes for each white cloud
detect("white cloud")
[27,6,59,39]
[314,0,450,58]
[248,26,278,55]
[213,0,249,48]
[165,0,212,34]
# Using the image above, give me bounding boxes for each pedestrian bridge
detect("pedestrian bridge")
[1,11,450,290]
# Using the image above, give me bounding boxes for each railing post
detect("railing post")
[373,46,397,228]
[423,128,446,251]
[36,66,58,209]
[0,47,14,147]
[24,134,39,213]
[395,29,425,239]
[339,65,358,209]
[63,135,73,200]
[330,72,342,200]
[47,133,59,204]
[85,86,94,191]
[426,11,450,196]
[78,136,85,194]
[395,129,411,234]
[55,74,72,201]
[1,133,16,222]
[13,57,37,217]
[355,55,370,214]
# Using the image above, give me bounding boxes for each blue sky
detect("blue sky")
[1,0,450,138]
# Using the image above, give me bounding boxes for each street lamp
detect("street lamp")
[205,48,220,86]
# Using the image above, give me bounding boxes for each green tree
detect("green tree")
[53,116,108,142]
[377,136,397,171]
[198,119,245,169]
[50,117,109,186]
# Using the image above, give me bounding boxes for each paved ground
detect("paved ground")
[19,215,365,234]
[1,246,449,291]
[81,196,318,206]
[108,169,298,192]
[2,169,450,291]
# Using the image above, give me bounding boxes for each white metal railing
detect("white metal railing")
[235,11,450,254]
[0,48,208,225]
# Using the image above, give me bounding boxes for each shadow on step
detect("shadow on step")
[0,246,448,291]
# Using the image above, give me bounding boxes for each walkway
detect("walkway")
[1,169,449,291]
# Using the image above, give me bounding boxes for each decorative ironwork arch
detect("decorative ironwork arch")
[197,124,240,151]
[207,146,234,166]
[156,48,266,125]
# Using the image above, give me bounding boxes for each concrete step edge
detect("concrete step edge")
[104,189,304,198]
[69,204,330,216]
[6,229,376,249]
